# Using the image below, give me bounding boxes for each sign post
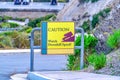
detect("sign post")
[29,22,84,71]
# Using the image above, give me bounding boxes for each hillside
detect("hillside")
[94,48,120,76]
[56,0,120,74]
[57,0,119,26]
[57,0,120,53]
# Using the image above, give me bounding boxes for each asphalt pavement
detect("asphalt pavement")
[0,2,65,11]
[0,50,67,80]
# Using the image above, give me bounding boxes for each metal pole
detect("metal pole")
[30,30,34,71]
[80,28,84,69]
[30,28,41,71]
[89,16,93,31]
[75,27,84,69]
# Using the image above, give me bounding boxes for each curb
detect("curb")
[0,49,41,53]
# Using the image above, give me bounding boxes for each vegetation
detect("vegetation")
[13,17,26,22]
[79,0,99,3]
[81,8,111,32]
[92,8,111,28]
[87,53,106,70]
[0,31,29,48]
[107,29,120,49]
[28,14,54,28]
[0,14,54,49]
[67,34,98,70]
[81,21,90,32]
[0,22,19,28]
[33,0,68,2]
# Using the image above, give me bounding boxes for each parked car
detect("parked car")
[14,0,21,5]
[23,0,29,5]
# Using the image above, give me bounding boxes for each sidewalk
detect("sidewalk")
[11,71,120,80]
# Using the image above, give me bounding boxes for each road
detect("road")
[0,53,67,80]
[0,2,65,11]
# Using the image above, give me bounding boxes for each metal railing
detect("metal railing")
[29,27,84,71]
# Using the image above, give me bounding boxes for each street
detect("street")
[0,52,67,80]
[0,2,65,10]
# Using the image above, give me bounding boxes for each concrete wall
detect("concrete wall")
[0,11,57,19]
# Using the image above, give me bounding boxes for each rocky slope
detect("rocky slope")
[94,2,120,41]
[94,48,120,76]
[57,0,118,26]
[57,0,120,53]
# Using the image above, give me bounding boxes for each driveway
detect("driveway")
[0,52,67,80]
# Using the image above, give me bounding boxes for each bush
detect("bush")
[107,29,120,49]
[0,36,13,48]
[26,27,32,33]
[28,14,54,28]
[34,31,41,46]
[34,0,67,2]
[0,31,30,49]
[9,22,19,28]
[0,31,14,36]
[87,53,106,70]
[92,14,99,28]
[0,22,19,28]
[3,16,12,21]
[0,22,10,28]
[13,17,26,22]
[79,0,99,3]
[67,34,98,70]
[91,0,99,3]
[0,16,3,22]
[92,8,111,28]
[10,31,29,48]
[81,21,90,32]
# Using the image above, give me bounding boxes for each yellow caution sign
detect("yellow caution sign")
[41,22,75,55]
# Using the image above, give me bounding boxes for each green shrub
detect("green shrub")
[87,53,106,70]
[107,29,120,49]
[19,26,31,32]
[9,22,19,28]
[3,16,12,21]
[81,21,90,32]
[13,17,25,22]
[0,22,10,28]
[91,0,99,3]
[0,22,19,28]
[0,16,3,22]
[98,8,111,17]
[28,14,54,28]
[67,34,98,70]
[0,36,13,48]
[34,31,41,46]
[36,23,41,27]
[104,8,111,14]
[92,14,99,28]
[92,8,111,28]
[34,0,67,2]
[0,31,30,49]
[10,31,29,48]
[80,8,111,32]
[0,31,14,36]
[26,27,32,33]
[79,0,99,3]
